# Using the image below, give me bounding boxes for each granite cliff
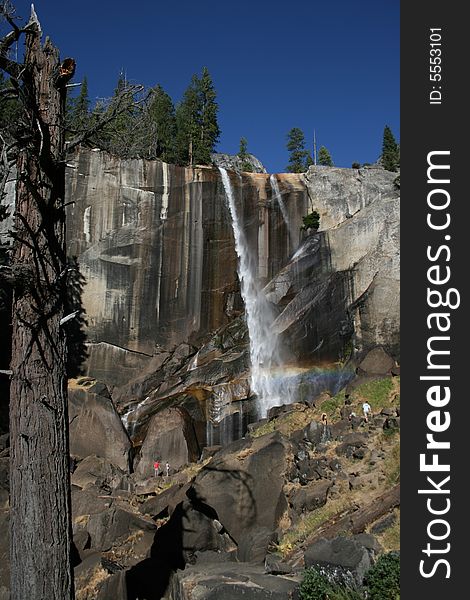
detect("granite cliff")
[64,148,399,388]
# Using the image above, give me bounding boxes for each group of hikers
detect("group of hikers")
[153,460,171,478]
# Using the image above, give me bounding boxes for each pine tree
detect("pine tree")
[197,67,220,164]
[318,145,334,166]
[66,76,90,134]
[381,125,399,172]
[175,74,200,165]
[107,74,137,155]
[238,136,253,172]
[175,68,220,166]
[286,127,310,173]
[140,84,176,162]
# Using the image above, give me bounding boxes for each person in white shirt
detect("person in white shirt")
[362,401,371,423]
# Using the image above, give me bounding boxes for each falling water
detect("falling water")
[269,174,297,250]
[219,167,290,417]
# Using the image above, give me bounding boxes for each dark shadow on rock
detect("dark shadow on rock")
[126,463,255,600]
[125,499,192,600]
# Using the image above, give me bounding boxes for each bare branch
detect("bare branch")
[0,2,41,77]
[66,84,146,153]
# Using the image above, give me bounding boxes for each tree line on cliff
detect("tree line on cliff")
[64,71,399,174]
[66,67,220,166]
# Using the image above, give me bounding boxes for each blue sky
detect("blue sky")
[7,0,399,172]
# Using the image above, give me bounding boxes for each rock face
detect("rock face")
[304,535,371,586]
[68,382,131,471]
[134,407,200,478]
[168,562,300,600]
[191,432,291,563]
[62,149,399,385]
[304,166,400,357]
[211,152,267,173]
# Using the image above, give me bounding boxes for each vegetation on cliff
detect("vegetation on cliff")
[381,125,400,172]
[65,66,220,167]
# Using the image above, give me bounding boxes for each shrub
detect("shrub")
[364,552,400,600]
[299,568,332,600]
[351,162,361,169]
[300,568,364,600]
[302,210,320,230]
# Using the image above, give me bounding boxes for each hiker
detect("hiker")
[321,413,328,426]
[362,401,371,423]
[165,461,170,477]
[153,460,160,477]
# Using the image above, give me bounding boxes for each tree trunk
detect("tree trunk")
[9,23,74,600]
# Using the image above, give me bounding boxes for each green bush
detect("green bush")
[364,552,400,600]
[351,162,361,169]
[302,211,320,231]
[299,568,332,600]
[299,569,363,600]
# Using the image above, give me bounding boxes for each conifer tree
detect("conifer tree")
[107,74,136,154]
[238,136,253,172]
[381,125,399,172]
[66,76,90,134]
[175,74,200,165]
[139,84,176,162]
[175,68,220,166]
[318,145,334,166]
[197,67,220,164]
[286,127,310,173]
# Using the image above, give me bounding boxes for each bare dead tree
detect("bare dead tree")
[0,3,76,598]
[0,3,151,597]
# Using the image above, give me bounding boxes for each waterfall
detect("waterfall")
[219,167,288,417]
[269,174,297,250]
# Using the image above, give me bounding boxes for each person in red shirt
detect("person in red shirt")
[153,460,160,477]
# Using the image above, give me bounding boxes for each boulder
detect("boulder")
[191,432,291,563]
[237,527,278,564]
[200,446,222,461]
[71,455,127,491]
[353,533,382,557]
[168,561,300,600]
[370,512,397,535]
[68,385,131,472]
[289,480,333,514]
[73,529,91,555]
[139,482,190,519]
[94,571,127,600]
[71,486,114,521]
[383,417,400,431]
[154,499,236,564]
[74,553,112,600]
[264,553,295,575]
[303,421,323,445]
[335,433,368,457]
[134,407,200,479]
[86,506,156,552]
[304,535,371,586]
[358,348,395,376]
